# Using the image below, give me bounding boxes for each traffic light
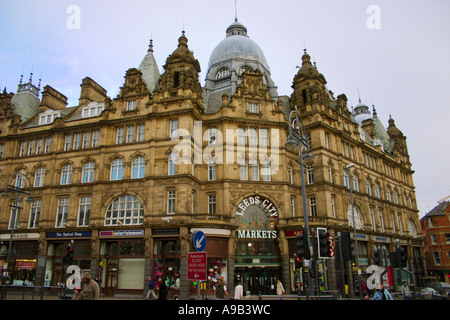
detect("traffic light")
[373,247,381,265]
[296,229,310,260]
[317,228,333,259]
[294,254,302,270]
[63,242,74,265]
[340,231,352,262]
[397,246,407,268]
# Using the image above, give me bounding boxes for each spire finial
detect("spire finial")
[235,0,238,22]
[357,87,361,103]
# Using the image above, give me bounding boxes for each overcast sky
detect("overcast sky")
[1,0,449,218]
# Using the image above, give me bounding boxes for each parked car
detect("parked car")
[413,287,445,300]
[426,282,450,299]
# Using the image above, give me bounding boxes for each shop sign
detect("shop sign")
[235,196,278,217]
[0,233,40,240]
[17,260,35,269]
[99,230,145,237]
[47,231,92,238]
[237,230,277,239]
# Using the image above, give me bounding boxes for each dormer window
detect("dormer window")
[39,110,61,125]
[127,100,136,111]
[81,102,105,118]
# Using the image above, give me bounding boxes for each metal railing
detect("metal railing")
[0,285,64,300]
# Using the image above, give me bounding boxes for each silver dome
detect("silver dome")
[207,35,270,73]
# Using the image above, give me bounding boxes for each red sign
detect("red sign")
[187,252,207,281]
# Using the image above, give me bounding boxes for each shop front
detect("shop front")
[46,231,92,287]
[99,229,146,297]
[233,195,282,297]
[0,233,40,286]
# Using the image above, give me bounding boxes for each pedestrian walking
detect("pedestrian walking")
[158,277,168,300]
[146,277,157,300]
[276,279,285,300]
[372,283,393,300]
[214,277,230,300]
[234,281,244,300]
[401,281,412,300]
[74,273,100,300]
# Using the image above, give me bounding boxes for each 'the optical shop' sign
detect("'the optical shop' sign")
[235,196,278,217]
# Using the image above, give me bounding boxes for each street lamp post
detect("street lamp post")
[286,110,314,298]
[345,163,363,299]
[1,172,32,287]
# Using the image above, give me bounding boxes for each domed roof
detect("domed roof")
[207,19,270,73]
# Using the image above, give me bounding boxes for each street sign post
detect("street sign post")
[187,252,207,281]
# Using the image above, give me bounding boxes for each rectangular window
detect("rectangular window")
[92,130,100,147]
[168,154,176,175]
[73,133,81,149]
[167,190,175,214]
[331,196,336,218]
[127,100,136,111]
[126,125,135,143]
[249,128,258,146]
[208,194,216,214]
[370,207,376,231]
[240,158,248,180]
[0,144,4,158]
[251,159,259,181]
[28,140,35,155]
[378,208,384,232]
[291,198,295,217]
[325,132,329,148]
[262,163,271,181]
[248,102,259,113]
[116,127,124,144]
[64,134,72,151]
[56,198,70,228]
[45,137,51,153]
[309,197,317,217]
[8,200,21,230]
[170,119,178,138]
[433,252,441,265]
[208,160,216,181]
[19,141,27,156]
[238,127,246,145]
[36,138,43,154]
[29,200,41,229]
[78,196,91,227]
[137,124,145,142]
[306,165,314,184]
[82,131,90,148]
[260,129,269,147]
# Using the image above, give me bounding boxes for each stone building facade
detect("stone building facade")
[0,18,425,298]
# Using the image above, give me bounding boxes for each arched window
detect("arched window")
[347,205,364,230]
[110,158,124,180]
[131,156,146,179]
[105,195,144,226]
[215,68,230,80]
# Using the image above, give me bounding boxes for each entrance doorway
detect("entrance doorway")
[234,267,281,296]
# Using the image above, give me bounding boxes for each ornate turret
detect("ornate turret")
[158,31,203,99]
[290,49,330,109]
[387,116,408,155]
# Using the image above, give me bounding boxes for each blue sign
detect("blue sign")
[192,231,207,252]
